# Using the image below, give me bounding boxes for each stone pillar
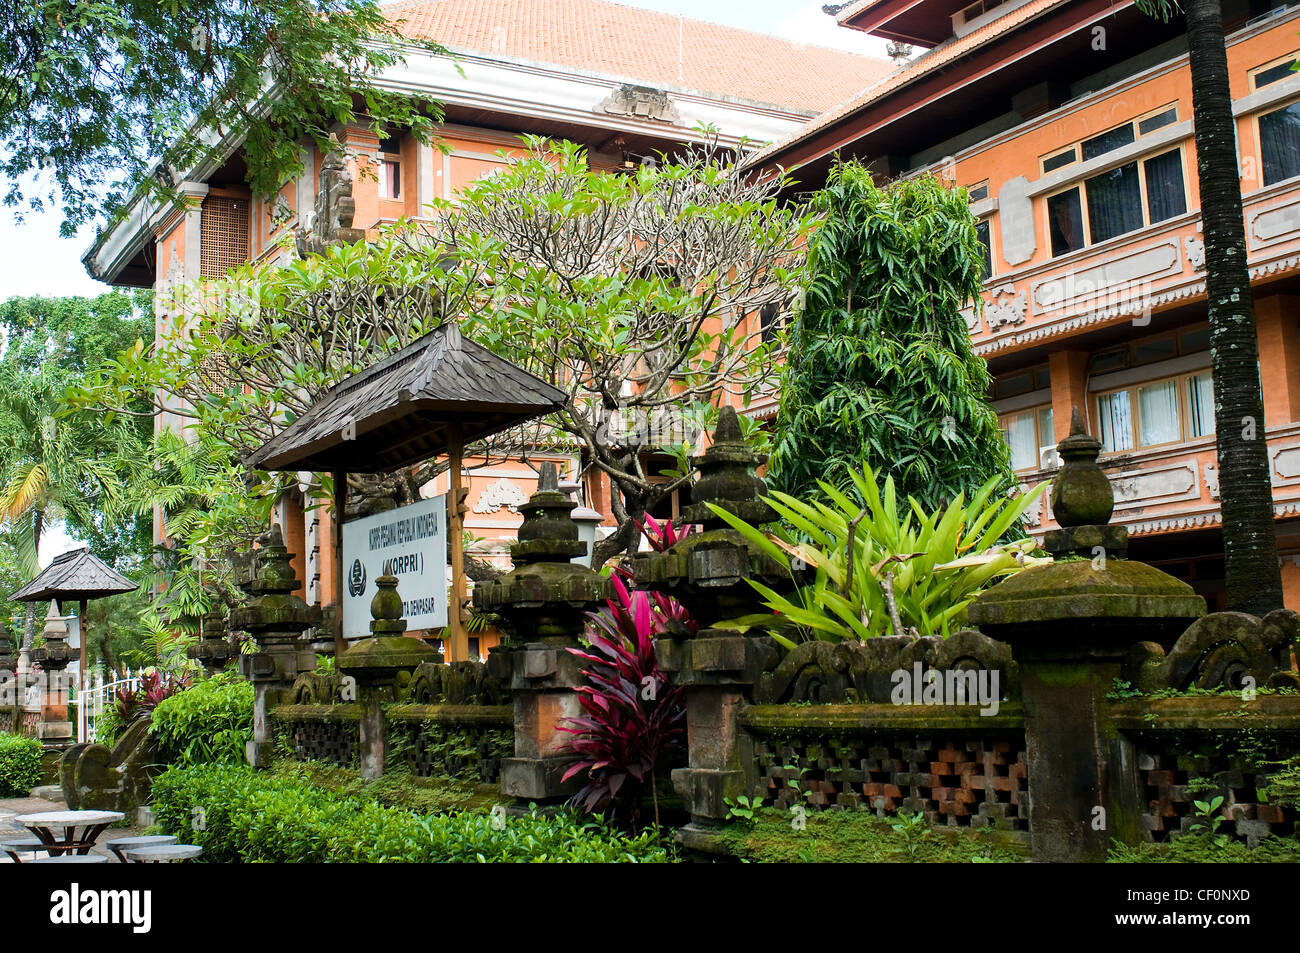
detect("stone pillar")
[31,604,74,744]
[0,620,22,735]
[633,407,786,852]
[231,526,322,767]
[187,609,235,675]
[1047,350,1089,443]
[969,409,1206,861]
[337,575,437,779]
[475,463,608,810]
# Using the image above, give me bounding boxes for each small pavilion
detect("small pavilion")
[246,322,566,660]
[10,546,139,664]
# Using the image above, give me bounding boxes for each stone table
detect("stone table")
[125,844,203,863]
[15,810,124,856]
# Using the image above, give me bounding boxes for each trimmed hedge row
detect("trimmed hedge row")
[0,732,42,797]
[151,763,672,862]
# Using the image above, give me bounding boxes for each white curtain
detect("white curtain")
[1138,380,1180,446]
[1004,412,1038,470]
[1097,390,1133,452]
[1186,372,1215,437]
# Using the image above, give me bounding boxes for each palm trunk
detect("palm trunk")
[1187,0,1282,614]
[20,507,43,652]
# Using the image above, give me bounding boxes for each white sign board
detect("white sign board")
[342,495,448,638]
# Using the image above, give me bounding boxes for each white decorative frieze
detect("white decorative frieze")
[1110,463,1198,508]
[472,477,529,514]
[1250,198,1300,247]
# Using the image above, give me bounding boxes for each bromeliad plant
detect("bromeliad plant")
[709,464,1050,646]
[558,574,687,828]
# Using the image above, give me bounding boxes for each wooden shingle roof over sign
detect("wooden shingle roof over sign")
[246,323,566,474]
[10,548,137,603]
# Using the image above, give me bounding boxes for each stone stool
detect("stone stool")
[125,844,203,863]
[1,837,48,863]
[105,834,177,863]
[30,854,109,863]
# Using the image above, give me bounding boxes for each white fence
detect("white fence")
[75,669,142,744]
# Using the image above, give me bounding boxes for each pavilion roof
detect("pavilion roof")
[10,548,137,603]
[245,323,566,474]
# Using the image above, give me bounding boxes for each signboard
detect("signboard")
[342,495,448,638]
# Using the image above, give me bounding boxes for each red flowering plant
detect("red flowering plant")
[558,571,688,829]
[114,668,192,726]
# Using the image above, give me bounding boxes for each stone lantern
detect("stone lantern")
[475,462,609,807]
[230,525,322,766]
[969,408,1206,861]
[631,406,786,845]
[187,608,236,675]
[338,574,438,779]
[31,604,75,742]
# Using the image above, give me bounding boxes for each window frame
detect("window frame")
[1043,144,1189,256]
[1093,368,1215,454]
[999,404,1055,473]
[1250,51,1299,91]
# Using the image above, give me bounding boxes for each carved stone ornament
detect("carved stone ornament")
[985,285,1027,330]
[595,84,680,123]
[294,135,365,258]
[472,477,529,514]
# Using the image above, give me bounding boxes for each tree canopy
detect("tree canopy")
[2,0,445,233]
[769,161,1016,511]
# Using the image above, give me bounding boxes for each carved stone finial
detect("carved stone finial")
[370,575,406,636]
[32,602,72,672]
[294,135,365,259]
[680,405,772,529]
[512,463,585,564]
[1045,406,1124,556]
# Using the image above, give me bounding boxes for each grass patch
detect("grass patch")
[1109,833,1300,863]
[721,809,1027,863]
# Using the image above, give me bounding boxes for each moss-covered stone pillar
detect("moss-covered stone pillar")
[633,407,785,853]
[475,463,608,810]
[231,526,322,767]
[969,409,1206,862]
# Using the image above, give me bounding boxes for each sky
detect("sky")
[0,0,888,564]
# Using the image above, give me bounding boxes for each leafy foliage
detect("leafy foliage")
[0,731,42,797]
[559,574,687,825]
[769,161,1015,512]
[1,0,447,233]
[150,762,673,862]
[710,464,1049,645]
[149,670,252,767]
[111,668,192,733]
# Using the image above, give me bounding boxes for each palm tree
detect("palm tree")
[0,365,98,652]
[1137,0,1283,615]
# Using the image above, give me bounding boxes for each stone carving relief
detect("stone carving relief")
[1111,464,1198,506]
[270,194,293,230]
[1183,235,1206,271]
[984,285,1027,330]
[595,84,680,123]
[1250,198,1300,246]
[472,477,529,514]
[1203,461,1219,500]
[294,136,365,259]
[1125,610,1300,692]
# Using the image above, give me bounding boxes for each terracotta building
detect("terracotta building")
[747,0,1300,611]
[81,0,892,656]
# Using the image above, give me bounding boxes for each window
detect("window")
[1042,107,1187,256]
[1251,53,1298,91]
[760,302,783,343]
[992,364,1050,400]
[975,219,992,280]
[378,131,401,199]
[1259,102,1300,185]
[1095,370,1215,452]
[967,181,989,202]
[200,194,249,278]
[1047,149,1186,254]
[1000,406,1054,471]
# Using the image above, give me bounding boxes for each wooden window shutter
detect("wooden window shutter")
[200,194,250,278]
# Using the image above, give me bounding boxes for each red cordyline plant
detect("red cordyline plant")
[559,571,688,828]
[114,669,191,725]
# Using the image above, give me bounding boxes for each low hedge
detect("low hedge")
[0,732,42,797]
[150,670,253,767]
[151,763,673,862]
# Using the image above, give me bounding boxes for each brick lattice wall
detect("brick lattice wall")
[754,735,1030,834]
[291,719,358,767]
[1140,750,1299,844]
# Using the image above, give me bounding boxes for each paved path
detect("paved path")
[0,794,141,863]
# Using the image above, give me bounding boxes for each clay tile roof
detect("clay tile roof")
[382,0,895,113]
[11,548,137,603]
[246,322,566,474]
[745,0,1065,168]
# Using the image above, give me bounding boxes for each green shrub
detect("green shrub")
[151,763,673,862]
[95,705,126,748]
[0,732,42,797]
[149,670,253,767]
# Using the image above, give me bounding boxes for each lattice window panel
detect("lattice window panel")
[752,735,1030,836]
[200,195,250,278]
[0,710,13,734]
[1140,750,1298,844]
[405,724,510,784]
[291,720,357,766]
